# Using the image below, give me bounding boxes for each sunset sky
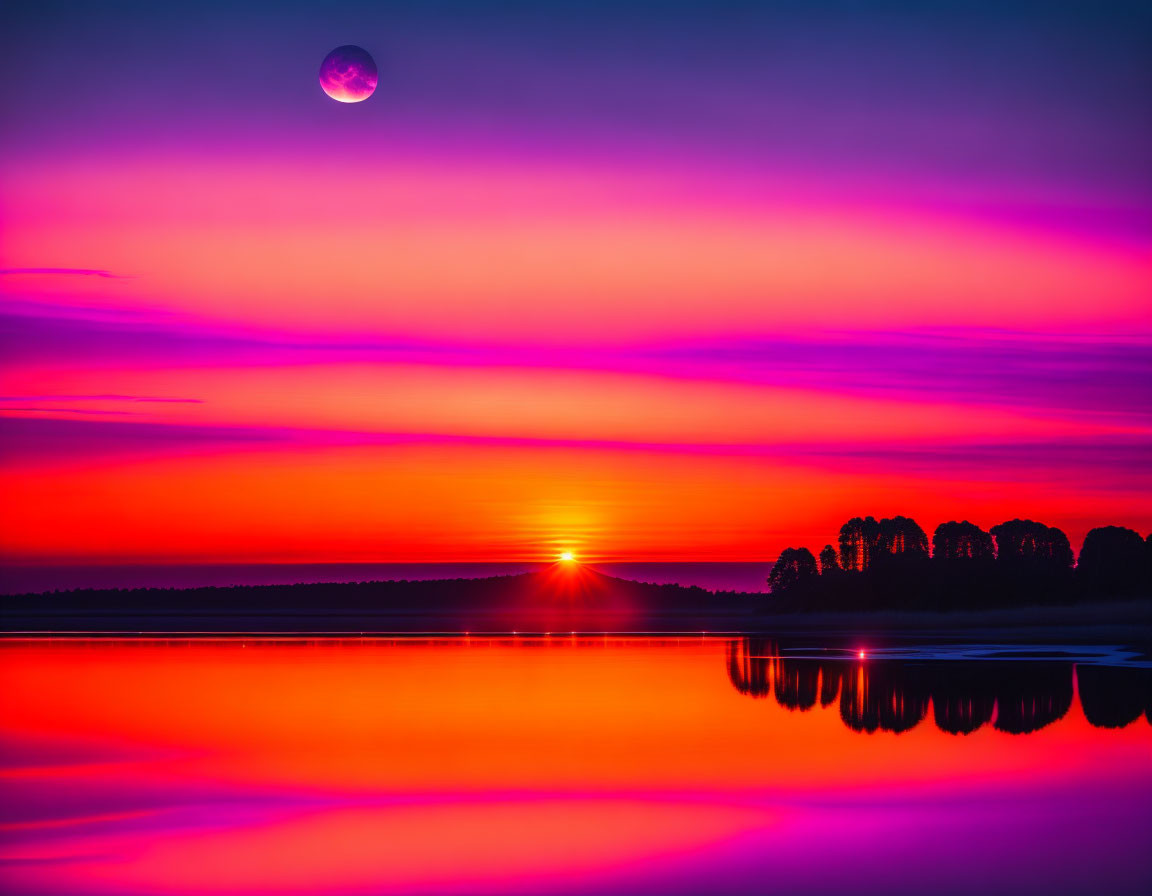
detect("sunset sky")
[1,1,1150,564]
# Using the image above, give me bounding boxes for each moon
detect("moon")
[319,45,378,103]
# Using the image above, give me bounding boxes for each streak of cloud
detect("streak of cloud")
[0,267,131,279]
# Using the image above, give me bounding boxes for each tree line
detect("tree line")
[768,517,1152,609]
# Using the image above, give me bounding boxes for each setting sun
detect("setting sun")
[559,552,575,563]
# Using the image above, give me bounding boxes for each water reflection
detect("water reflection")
[1079,664,1152,729]
[2,639,1151,896]
[725,638,1151,735]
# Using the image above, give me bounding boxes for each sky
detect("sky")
[1,0,1150,565]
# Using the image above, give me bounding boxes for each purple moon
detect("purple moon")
[319,45,378,103]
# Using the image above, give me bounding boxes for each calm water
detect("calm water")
[1,638,1150,895]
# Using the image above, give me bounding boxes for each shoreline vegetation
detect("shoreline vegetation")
[768,517,1152,611]
[2,518,1149,636]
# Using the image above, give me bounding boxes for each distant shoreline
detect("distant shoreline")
[0,561,772,597]
[3,570,1148,641]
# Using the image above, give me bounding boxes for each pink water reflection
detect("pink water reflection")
[1,639,1150,894]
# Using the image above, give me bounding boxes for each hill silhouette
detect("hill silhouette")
[4,540,1151,634]
[0,565,754,634]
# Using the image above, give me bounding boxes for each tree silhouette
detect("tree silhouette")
[932,520,995,560]
[876,516,929,558]
[0,569,755,636]
[767,547,818,594]
[1077,526,1149,597]
[1147,532,1152,594]
[838,516,880,571]
[768,513,1152,611]
[989,519,1073,568]
[818,544,840,575]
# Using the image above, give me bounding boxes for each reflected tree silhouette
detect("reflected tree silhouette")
[990,663,1073,734]
[726,637,773,698]
[927,664,997,735]
[819,665,843,708]
[726,638,832,711]
[839,662,929,733]
[775,660,822,711]
[725,639,1149,737]
[1077,665,1152,729]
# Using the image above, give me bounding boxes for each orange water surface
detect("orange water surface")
[1,638,1149,895]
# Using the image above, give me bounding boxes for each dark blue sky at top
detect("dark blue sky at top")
[2,1,1150,208]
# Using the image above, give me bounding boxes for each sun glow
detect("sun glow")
[559,552,575,563]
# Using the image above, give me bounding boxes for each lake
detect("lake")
[1,638,1150,895]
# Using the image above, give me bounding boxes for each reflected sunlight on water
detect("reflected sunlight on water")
[1,638,1150,895]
